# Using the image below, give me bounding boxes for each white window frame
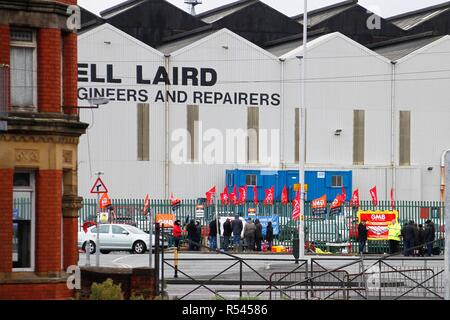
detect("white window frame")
[10,28,37,111]
[12,171,36,272]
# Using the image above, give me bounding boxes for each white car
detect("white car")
[78,224,163,254]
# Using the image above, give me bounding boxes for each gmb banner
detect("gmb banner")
[357,210,399,240]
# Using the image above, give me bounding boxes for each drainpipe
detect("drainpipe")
[279,58,285,169]
[165,54,171,199]
[445,150,450,300]
[441,149,450,202]
[390,61,397,196]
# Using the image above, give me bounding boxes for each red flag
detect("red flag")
[292,191,301,221]
[253,185,259,205]
[331,194,343,209]
[370,186,378,207]
[170,193,181,211]
[341,186,347,202]
[350,189,360,208]
[263,186,274,206]
[229,186,238,205]
[238,186,248,204]
[390,188,395,209]
[143,194,150,216]
[220,187,229,205]
[281,185,289,205]
[206,186,216,205]
[99,193,111,209]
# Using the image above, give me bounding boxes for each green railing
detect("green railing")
[79,199,445,254]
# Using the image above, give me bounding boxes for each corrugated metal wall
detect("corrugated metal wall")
[78,26,450,201]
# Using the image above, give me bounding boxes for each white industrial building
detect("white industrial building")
[77,2,450,202]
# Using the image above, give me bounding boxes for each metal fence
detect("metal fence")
[79,199,445,254]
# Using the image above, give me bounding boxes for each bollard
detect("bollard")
[174,248,179,278]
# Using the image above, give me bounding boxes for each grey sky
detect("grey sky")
[78,0,447,18]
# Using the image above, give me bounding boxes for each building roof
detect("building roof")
[197,0,258,24]
[158,27,216,54]
[80,6,105,32]
[388,2,450,31]
[264,29,328,57]
[97,0,207,48]
[158,0,302,48]
[100,0,147,19]
[292,0,357,26]
[371,32,444,61]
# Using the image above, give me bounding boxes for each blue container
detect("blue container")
[225,169,352,202]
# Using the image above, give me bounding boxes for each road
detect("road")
[78,251,445,300]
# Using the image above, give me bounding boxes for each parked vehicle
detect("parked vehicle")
[78,224,166,254]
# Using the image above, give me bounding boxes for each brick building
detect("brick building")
[0,0,87,299]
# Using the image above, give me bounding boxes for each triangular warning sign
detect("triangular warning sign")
[90,177,108,194]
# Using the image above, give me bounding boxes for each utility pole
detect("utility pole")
[298,0,308,260]
[445,151,450,300]
[95,171,104,267]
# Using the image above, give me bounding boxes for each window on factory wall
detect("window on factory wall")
[137,103,150,161]
[187,105,199,162]
[295,108,300,163]
[332,175,343,188]
[12,172,35,271]
[246,174,257,186]
[353,110,365,165]
[247,107,259,163]
[10,28,36,110]
[399,111,411,166]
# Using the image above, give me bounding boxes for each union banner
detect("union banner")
[357,210,399,240]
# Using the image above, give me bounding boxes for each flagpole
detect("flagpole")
[149,205,153,268]
[215,192,221,250]
[298,0,308,260]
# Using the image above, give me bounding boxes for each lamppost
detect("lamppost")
[298,0,308,260]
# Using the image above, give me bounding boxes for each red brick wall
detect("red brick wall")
[0,282,72,300]
[38,29,62,113]
[58,0,78,5]
[63,217,78,269]
[0,26,9,65]
[36,170,63,273]
[0,169,13,273]
[62,32,78,115]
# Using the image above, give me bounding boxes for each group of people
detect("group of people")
[357,219,436,256]
[401,220,436,257]
[172,215,274,252]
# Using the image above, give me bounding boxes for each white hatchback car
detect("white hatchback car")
[78,224,159,254]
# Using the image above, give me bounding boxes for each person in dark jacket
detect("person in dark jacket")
[357,220,368,254]
[223,218,232,251]
[193,221,202,251]
[186,220,197,251]
[265,221,274,251]
[231,215,243,252]
[424,220,436,256]
[254,219,263,252]
[418,224,426,257]
[404,221,416,257]
[209,219,221,250]
[412,223,419,256]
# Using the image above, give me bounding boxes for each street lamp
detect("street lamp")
[298,0,308,260]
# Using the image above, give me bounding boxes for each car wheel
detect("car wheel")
[133,241,146,254]
[100,250,110,254]
[84,241,96,254]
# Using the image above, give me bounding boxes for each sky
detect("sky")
[78,0,448,19]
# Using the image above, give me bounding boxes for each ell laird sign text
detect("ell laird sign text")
[77,64,281,107]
